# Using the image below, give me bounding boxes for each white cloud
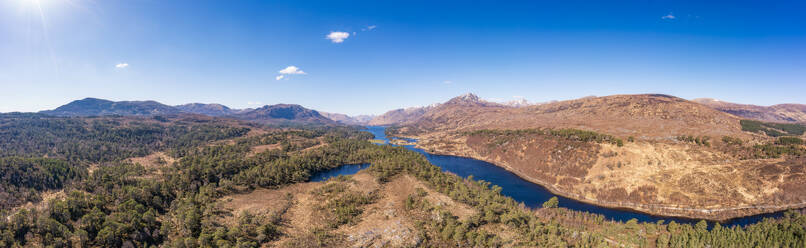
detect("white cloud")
[248,101,263,106]
[443,80,453,84]
[662,13,676,19]
[276,66,305,80]
[115,63,129,68]
[326,31,350,43]
[362,25,377,31]
[278,66,306,75]
[513,95,524,99]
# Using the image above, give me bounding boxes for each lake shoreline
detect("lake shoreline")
[411,147,804,222]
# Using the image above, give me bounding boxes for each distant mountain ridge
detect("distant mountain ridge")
[389,93,745,139]
[40,98,181,117]
[40,98,338,126]
[367,93,495,126]
[33,95,806,129]
[228,104,337,125]
[367,93,531,126]
[371,93,806,138]
[320,112,375,125]
[175,103,239,116]
[368,106,433,126]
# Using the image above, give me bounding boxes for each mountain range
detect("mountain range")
[174,103,249,116]
[371,94,806,127]
[30,94,806,128]
[38,98,336,125]
[393,93,744,138]
[40,98,182,117]
[320,112,375,125]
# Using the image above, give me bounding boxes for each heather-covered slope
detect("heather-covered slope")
[400,93,745,139]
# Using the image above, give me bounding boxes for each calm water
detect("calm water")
[310,163,371,182]
[312,126,788,227]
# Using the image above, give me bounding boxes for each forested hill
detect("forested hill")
[0,113,251,162]
[0,113,251,210]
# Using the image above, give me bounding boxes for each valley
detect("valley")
[0,94,804,247]
[5,1,806,246]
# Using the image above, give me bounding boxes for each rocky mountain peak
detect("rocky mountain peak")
[446,93,483,105]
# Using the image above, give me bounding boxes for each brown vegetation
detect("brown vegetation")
[218,171,480,247]
[406,129,806,220]
[397,94,748,141]
[694,98,806,123]
[382,93,806,220]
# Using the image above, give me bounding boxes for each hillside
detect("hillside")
[230,104,338,125]
[400,93,744,139]
[40,98,181,117]
[389,93,806,219]
[694,98,806,123]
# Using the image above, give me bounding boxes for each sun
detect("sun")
[14,0,63,10]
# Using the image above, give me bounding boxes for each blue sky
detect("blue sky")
[1,0,804,115]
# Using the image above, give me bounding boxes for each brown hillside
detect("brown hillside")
[389,93,806,220]
[411,130,806,220]
[405,94,746,140]
[694,98,806,123]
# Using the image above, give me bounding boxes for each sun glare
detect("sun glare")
[20,0,44,6]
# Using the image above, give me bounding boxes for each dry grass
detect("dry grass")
[127,152,176,169]
[249,144,282,156]
[218,182,321,226]
[218,171,477,247]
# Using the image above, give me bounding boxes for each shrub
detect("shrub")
[776,137,804,145]
[542,197,559,208]
[721,136,743,146]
